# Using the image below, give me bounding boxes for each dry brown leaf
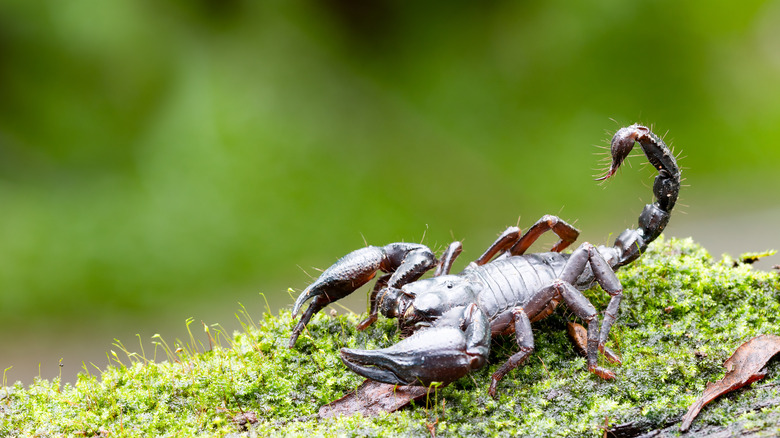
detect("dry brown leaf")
[680,334,780,432]
[318,379,436,418]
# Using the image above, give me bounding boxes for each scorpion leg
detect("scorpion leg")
[558,242,622,379]
[434,241,463,276]
[510,215,580,255]
[488,307,534,398]
[588,251,624,354]
[472,227,521,266]
[289,243,437,348]
[340,303,491,386]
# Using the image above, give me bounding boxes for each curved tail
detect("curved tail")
[598,124,681,268]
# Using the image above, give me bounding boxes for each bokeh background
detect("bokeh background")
[1,0,778,385]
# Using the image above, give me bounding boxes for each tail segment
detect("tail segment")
[599,124,681,267]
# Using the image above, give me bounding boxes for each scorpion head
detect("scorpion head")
[396,275,479,336]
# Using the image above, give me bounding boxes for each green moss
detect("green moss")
[2,238,779,437]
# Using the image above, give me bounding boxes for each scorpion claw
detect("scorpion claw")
[340,348,410,386]
[340,326,477,387]
[291,246,385,320]
[291,285,316,318]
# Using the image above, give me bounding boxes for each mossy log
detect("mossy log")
[1,238,779,437]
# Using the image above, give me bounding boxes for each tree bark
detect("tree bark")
[608,395,780,438]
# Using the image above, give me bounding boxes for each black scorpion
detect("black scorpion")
[289,124,680,397]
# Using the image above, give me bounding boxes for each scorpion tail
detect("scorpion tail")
[599,124,681,267]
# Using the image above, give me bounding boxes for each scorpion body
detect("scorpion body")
[289,124,680,397]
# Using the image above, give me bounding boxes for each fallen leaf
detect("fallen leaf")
[318,379,436,418]
[232,411,257,427]
[680,334,780,432]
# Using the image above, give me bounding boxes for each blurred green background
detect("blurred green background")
[1,0,778,384]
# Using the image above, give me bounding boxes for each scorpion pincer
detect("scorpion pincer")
[289,124,680,398]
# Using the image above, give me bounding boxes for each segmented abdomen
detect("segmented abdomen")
[467,253,569,321]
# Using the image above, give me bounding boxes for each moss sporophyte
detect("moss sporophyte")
[1,238,779,437]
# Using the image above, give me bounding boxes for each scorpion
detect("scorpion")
[289,124,680,398]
